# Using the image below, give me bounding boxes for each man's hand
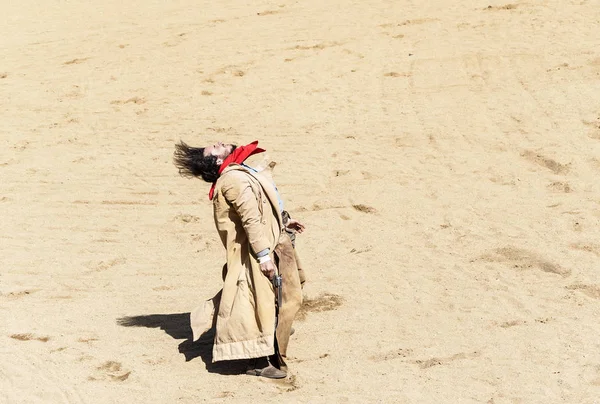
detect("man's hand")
[260,260,276,280]
[286,219,306,234]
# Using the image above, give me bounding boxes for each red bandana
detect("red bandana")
[208,140,265,200]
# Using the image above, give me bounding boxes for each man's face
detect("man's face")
[204,142,234,164]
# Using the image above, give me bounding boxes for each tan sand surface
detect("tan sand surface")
[3,0,600,402]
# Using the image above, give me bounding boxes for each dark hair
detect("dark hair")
[173,141,220,183]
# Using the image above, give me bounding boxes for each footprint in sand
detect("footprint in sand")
[257,10,282,16]
[569,243,600,257]
[582,117,600,140]
[294,204,345,212]
[350,246,372,254]
[547,181,572,193]
[521,150,570,175]
[352,204,377,214]
[78,337,99,344]
[174,213,200,223]
[369,348,414,362]
[3,289,41,300]
[10,333,51,342]
[287,42,343,51]
[63,58,89,65]
[478,246,570,277]
[497,320,527,328]
[380,18,439,28]
[384,72,411,78]
[566,284,600,299]
[333,169,350,177]
[110,97,146,105]
[483,4,519,11]
[274,374,300,392]
[84,257,126,272]
[101,200,157,205]
[493,317,552,328]
[89,361,131,382]
[295,293,343,321]
[413,351,481,369]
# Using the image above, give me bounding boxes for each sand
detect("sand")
[3,0,600,402]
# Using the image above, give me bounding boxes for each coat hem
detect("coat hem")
[212,335,275,362]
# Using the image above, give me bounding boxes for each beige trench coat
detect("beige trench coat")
[190,164,286,362]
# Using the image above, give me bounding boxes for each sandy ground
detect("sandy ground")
[3,0,600,402]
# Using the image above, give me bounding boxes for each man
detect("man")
[173,140,305,379]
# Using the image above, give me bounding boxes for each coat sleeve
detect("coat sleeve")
[220,173,271,256]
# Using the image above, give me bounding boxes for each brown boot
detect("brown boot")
[246,357,287,379]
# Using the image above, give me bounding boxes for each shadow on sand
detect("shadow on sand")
[117,313,247,375]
